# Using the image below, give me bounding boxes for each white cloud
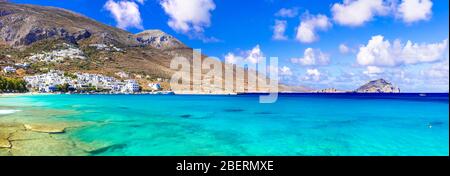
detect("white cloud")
[246,45,264,64]
[331,0,390,26]
[279,66,293,76]
[295,14,331,43]
[224,53,240,64]
[357,35,448,66]
[339,44,350,54]
[225,45,264,64]
[397,0,432,23]
[363,66,384,76]
[421,59,449,79]
[272,20,288,40]
[104,0,143,29]
[291,48,330,66]
[303,69,321,81]
[160,0,215,34]
[275,7,299,18]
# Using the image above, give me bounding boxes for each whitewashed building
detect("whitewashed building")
[148,83,162,91]
[2,66,16,73]
[24,70,141,93]
[122,80,140,93]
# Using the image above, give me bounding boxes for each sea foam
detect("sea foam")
[0,110,21,115]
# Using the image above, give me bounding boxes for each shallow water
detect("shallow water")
[1,93,448,156]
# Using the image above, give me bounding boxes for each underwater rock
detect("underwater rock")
[255,111,273,115]
[0,141,10,148]
[179,114,210,119]
[224,109,244,112]
[0,137,11,148]
[0,122,93,156]
[0,123,22,148]
[88,143,127,155]
[180,114,192,118]
[0,149,10,155]
[429,121,444,126]
[24,124,66,134]
[9,137,88,156]
[9,130,49,141]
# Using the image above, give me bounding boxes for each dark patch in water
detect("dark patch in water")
[255,111,273,115]
[89,144,127,155]
[429,121,444,126]
[314,119,357,129]
[180,114,209,119]
[224,109,244,112]
[180,114,192,118]
[119,106,129,109]
[129,124,143,128]
[333,119,357,125]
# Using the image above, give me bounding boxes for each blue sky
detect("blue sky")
[10,0,450,92]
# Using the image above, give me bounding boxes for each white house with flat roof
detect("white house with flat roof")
[122,80,140,93]
[3,66,16,73]
[148,83,162,91]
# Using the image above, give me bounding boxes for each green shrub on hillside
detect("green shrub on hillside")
[0,76,28,93]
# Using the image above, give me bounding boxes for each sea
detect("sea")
[0,93,448,156]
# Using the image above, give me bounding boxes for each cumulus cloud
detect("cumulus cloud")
[224,53,239,64]
[275,7,299,18]
[160,0,215,34]
[226,45,289,81]
[331,0,390,26]
[246,45,264,64]
[225,45,264,64]
[291,48,330,66]
[421,59,449,80]
[104,0,143,29]
[397,0,433,23]
[339,44,350,54]
[295,14,331,43]
[363,66,384,76]
[279,66,293,76]
[357,35,448,66]
[303,69,322,81]
[272,20,288,40]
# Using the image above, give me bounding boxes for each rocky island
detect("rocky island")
[355,79,400,93]
[311,79,401,93]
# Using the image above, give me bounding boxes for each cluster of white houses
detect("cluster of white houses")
[89,44,123,52]
[24,70,141,93]
[28,47,86,62]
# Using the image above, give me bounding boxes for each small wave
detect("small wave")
[0,110,21,115]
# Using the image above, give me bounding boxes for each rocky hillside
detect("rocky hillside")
[0,2,137,47]
[355,79,400,93]
[134,30,186,50]
[0,1,297,93]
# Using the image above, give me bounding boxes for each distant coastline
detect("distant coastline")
[2,92,448,97]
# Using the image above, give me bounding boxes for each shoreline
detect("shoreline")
[1,92,448,96]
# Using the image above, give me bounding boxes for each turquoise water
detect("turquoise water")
[1,94,448,156]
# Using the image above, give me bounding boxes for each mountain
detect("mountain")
[134,30,186,49]
[355,79,400,93]
[0,2,137,47]
[0,2,299,93]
